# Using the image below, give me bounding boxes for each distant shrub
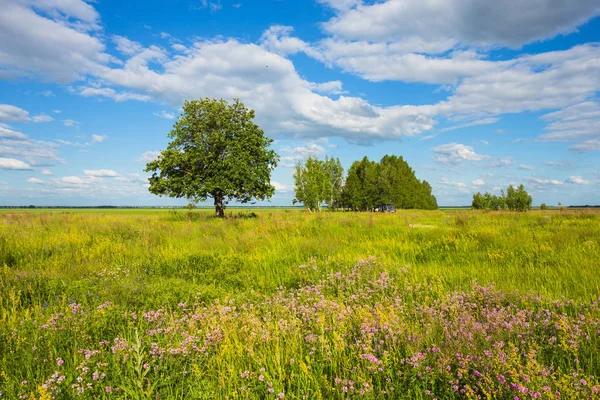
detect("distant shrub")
[540,203,548,210]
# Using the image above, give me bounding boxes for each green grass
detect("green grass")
[1,209,599,398]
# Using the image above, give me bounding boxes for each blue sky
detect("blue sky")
[0,0,599,206]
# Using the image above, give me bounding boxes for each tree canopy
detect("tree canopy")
[294,154,437,211]
[472,184,532,212]
[342,155,438,211]
[293,156,344,212]
[145,98,279,217]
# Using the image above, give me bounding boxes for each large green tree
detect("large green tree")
[342,155,437,211]
[293,156,330,212]
[145,98,279,217]
[293,156,344,211]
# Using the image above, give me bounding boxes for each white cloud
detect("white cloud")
[41,169,52,175]
[519,164,533,170]
[0,157,32,170]
[432,143,487,164]
[529,177,564,186]
[27,177,44,184]
[137,151,161,163]
[63,119,79,128]
[0,0,109,82]
[92,134,107,143]
[113,35,143,55]
[272,181,293,193]
[191,0,222,13]
[570,138,600,152]
[38,90,55,97]
[84,169,120,177]
[440,117,499,132]
[154,110,176,119]
[77,86,152,102]
[472,179,485,186]
[0,126,28,140]
[0,104,30,122]
[566,176,589,185]
[1,128,61,166]
[437,177,470,193]
[94,38,438,141]
[488,158,515,168]
[279,142,326,167]
[32,113,54,123]
[2,0,599,149]
[321,0,599,48]
[538,101,600,143]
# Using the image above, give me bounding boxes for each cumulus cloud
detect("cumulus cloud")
[0,126,28,140]
[1,125,61,166]
[63,119,79,128]
[77,86,152,102]
[32,114,54,123]
[154,111,176,119]
[321,0,599,48]
[0,157,32,170]
[84,169,120,177]
[279,142,326,167]
[137,151,161,163]
[472,179,485,186]
[0,0,109,82]
[570,138,600,152]
[272,181,293,194]
[432,143,487,164]
[27,177,44,184]
[1,0,599,150]
[437,177,470,193]
[92,134,107,143]
[519,164,533,170]
[41,169,52,175]
[566,176,590,185]
[0,104,30,122]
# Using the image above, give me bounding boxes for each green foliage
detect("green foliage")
[324,156,345,210]
[540,203,548,210]
[293,156,344,211]
[472,184,532,212]
[505,184,533,212]
[472,191,506,210]
[145,98,279,217]
[342,155,438,210]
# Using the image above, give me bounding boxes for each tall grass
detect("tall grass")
[0,209,599,398]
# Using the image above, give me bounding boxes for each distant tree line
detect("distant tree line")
[471,184,533,212]
[293,155,438,211]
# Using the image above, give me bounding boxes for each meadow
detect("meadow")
[1,209,599,399]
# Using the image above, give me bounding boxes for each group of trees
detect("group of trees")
[472,184,533,212]
[293,155,438,211]
[144,97,538,216]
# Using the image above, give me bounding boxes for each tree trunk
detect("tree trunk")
[213,191,225,218]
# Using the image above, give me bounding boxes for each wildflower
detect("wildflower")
[105,387,112,393]
[268,388,274,393]
[278,394,284,398]
[56,358,64,367]
[259,375,265,382]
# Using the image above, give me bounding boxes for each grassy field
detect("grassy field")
[1,209,599,398]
